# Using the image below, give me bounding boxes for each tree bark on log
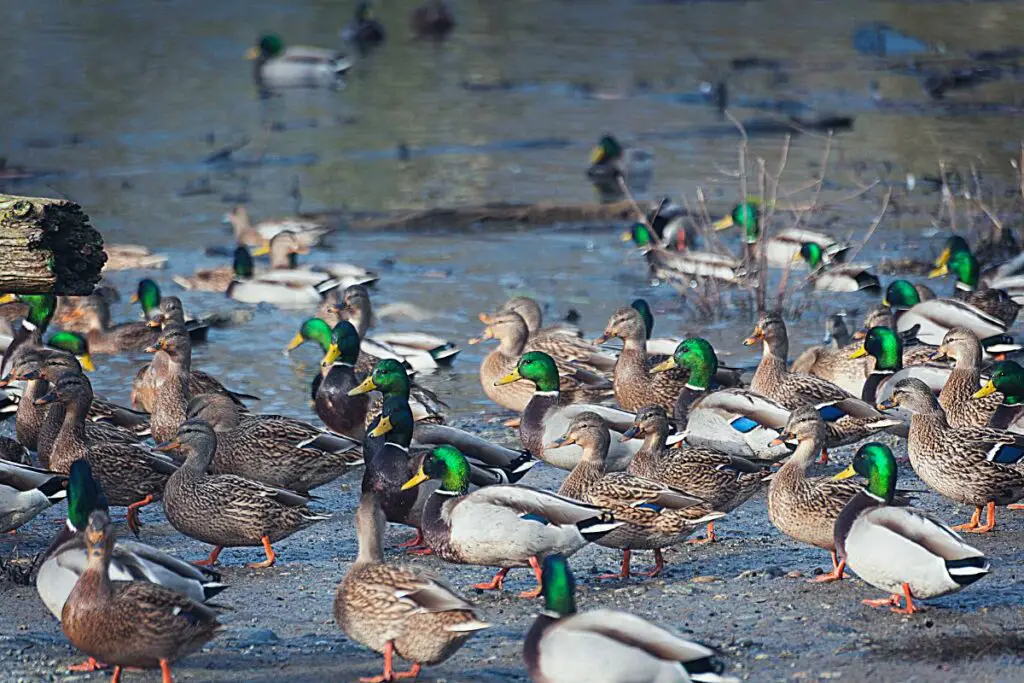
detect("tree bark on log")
[0,194,106,295]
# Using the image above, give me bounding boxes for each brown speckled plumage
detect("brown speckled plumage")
[600,307,689,413]
[934,327,1001,428]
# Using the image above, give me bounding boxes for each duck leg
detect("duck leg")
[862,594,900,609]
[68,657,107,672]
[248,536,277,569]
[111,666,122,683]
[392,663,422,680]
[634,549,665,578]
[686,522,717,545]
[598,550,633,580]
[503,417,521,428]
[951,505,982,532]
[398,528,433,555]
[890,583,920,614]
[193,546,223,567]
[361,640,396,683]
[125,494,155,536]
[473,567,509,592]
[160,659,174,683]
[962,501,996,533]
[809,550,845,583]
[818,448,830,465]
[518,556,544,598]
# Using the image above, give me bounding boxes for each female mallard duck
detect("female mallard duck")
[555,413,721,579]
[246,33,352,90]
[132,280,210,342]
[225,205,334,250]
[60,509,222,683]
[335,492,488,683]
[883,279,1010,349]
[627,298,689,357]
[0,459,66,533]
[251,230,379,290]
[623,222,743,287]
[6,348,54,450]
[623,405,771,544]
[744,312,900,454]
[342,2,387,49]
[101,244,168,271]
[713,200,850,267]
[929,241,1021,325]
[974,360,1024,431]
[650,337,791,460]
[796,242,880,294]
[172,246,247,293]
[400,445,621,597]
[788,313,872,395]
[186,393,363,493]
[525,554,738,683]
[63,294,160,354]
[159,419,331,568]
[411,0,456,39]
[879,378,1024,533]
[587,135,652,195]
[39,373,174,534]
[931,327,1002,428]
[494,351,639,471]
[766,406,863,583]
[38,460,226,629]
[833,443,989,614]
[1,293,56,377]
[476,312,612,413]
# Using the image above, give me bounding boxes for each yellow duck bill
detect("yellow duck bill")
[401,466,430,491]
[348,376,377,396]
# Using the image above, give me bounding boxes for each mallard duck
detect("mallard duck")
[766,406,862,582]
[525,554,739,683]
[931,327,1002,428]
[623,405,771,544]
[930,240,1021,325]
[628,298,686,357]
[146,326,193,444]
[5,348,54,450]
[172,246,247,293]
[494,351,639,471]
[251,230,379,289]
[411,0,455,39]
[0,436,29,464]
[1,293,56,378]
[38,460,226,628]
[337,284,459,370]
[713,200,850,267]
[38,373,174,534]
[61,294,159,354]
[246,33,352,90]
[879,378,1024,533]
[833,443,989,614]
[789,314,872,395]
[335,492,488,683]
[476,312,612,413]
[228,245,343,308]
[0,459,66,533]
[974,360,1024,431]
[60,509,222,682]
[796,242,880,294]
[342,2,387,49]
[225,205,334,250]
[651,338,791,459]
[623,222,743,286]
[636,198,698,252]
[159,419,331,567]
[400,445,621,597]
[101,244,168,271]
[132,280,210,342]
[587,135,652,195]
[744,312,900,454]
[883,279,1009,348]
[186,393,363,492]
[555,412,720,579]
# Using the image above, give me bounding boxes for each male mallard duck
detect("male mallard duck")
[38,373,174,534]
[766,406,863,583]
[623,405,771,544]
[555,412,721,579]
[623,222,743,287]
[310,320,374,438]
[883,279,1009,348]
[628,298,689,357]
[1,293,56,377]
[251,230,379,289]
[796,242,880,294]
[227,244,343,308]
[185,393,363,492]
[833,443,989,614]
[60,510,222,682]
[587,135,652,195]
[930,238,1022,324]
[651,338,791,459]
[411,0,456,39]
[159,419,331,568]
[637,198,698,251]
[335,492,488,683]
[400,445,621,597]
[172,246,247,293]
[495,352,639,471]
[0,459,66,533]
[62,294,160,354]
[101,244,168,271]
[931,327,1002,427]
[476,312,612,413]
[879,378,1024,533]
[342,2,387,49]
[225,205,334,250]
[132,280,210,342]
[525,554,738,683]
[744,312,900,454]
[38,460,226,628]
[974,360,1024,431]
[246,33,352,90]
[713,200,850,267]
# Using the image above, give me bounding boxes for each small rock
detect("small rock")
[785,570,804,579]
[690,575,723,584]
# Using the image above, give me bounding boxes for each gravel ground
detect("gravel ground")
[2,424,1024,683]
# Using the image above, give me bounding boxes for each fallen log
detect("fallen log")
[0,194,106,294]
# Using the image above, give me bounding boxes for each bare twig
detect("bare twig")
[844,189,892,264]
